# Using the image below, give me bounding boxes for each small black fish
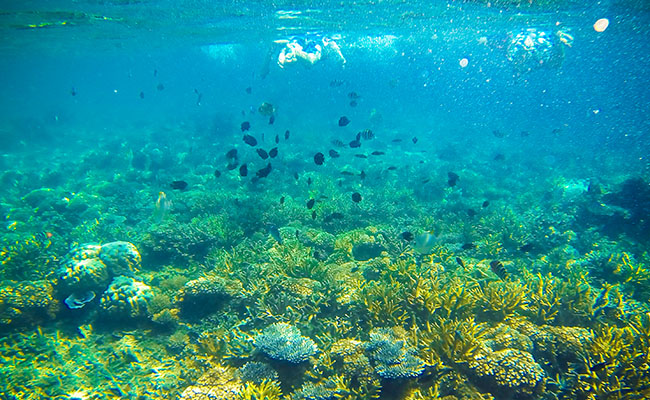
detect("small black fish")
[401,231,414,241]
[456,257,465,268]
[338,116,351,127]
[241,121,251,131]
[552,128,562,135]
[467,209,477,217]
[412,137,418,144]
[331,139,345,147]
[226,162,238,170]
[348,91,360,99]
[482,201,490,208]
[275,134,280,144]
[239,164,248,177]
[448,172,459,187]
[157,83,164,91]
[519,243,534,252]
[257,148,269,160]
[243,134,257,147]
[492,130,505,138]
[356,132,361,141]
[314,152,325,165]
[349,140,361,148]
[294,172,299,180]
[307,199,315,209]
[269,115,275,125]
[351,192,362,203]
[520,130,530,137]
[461,243,476,250]
[285,130,290,140]
[256,163,272,178]
[329,79,345,87]
[340,171,354,176]
[490,260,508,280]
[306,177,313,186]
[360,129,374,140]
[139,91,145,99]
[590,361,609,372]
[323,212,344,223]
[268,225,282,244]
[359,170,366,180]
[371,151,385,156]
[70,87,77,96]
[387,166,397,170]
[153,69,157,77]
[214,169,221,178]
[269,147,278,158]
[493,153,505,161]
[350,100,357,107]
[245,86,252,94]
[226,148,238,160]
[280,196,285,204]
[170,180,188,190]
[329,149,340,158]
[312,211,317,220]
[354,154,367,159]
[392,139,402,143]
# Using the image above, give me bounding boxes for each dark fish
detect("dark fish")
[340,171,354,176]
[423,179,431,184]
[371,151,385,156]
[520,130,530,137]
[350,100,357,107]
[490,260,508,280]
[275,134,280,144]
[493,153,505,161]
[412,137,418,144]
[269,147,278,158]
[467,209,477,217]
[356,132,361,141]
[448,172,460,187]
[226,162,238,170]
[401,231,414,241]
[307,177,312,185]
[329,149,340,158]
[269,115,275,125]
[241,121,251,131]
[279,196,285,205]
[294,172,299,180]
[351,192,362,203]
[552,128,562,135]
[245,86,252,94]
[348,91,360,99]
[590,361,609,372]
[338,116,350,127]
[239,164,248,177]
[70,87,77,96]
[268,225,282,244]
[226,148,238,160]
[258,102,275,116]
[455,257,465,268]
[360,129,374,140]
[349,140,361,148]
[243,134,257,147]
[387,166,397,170]
[256,163,272,178]
[153,69,157,77]
[329,79,345,87]
[492,130,505,138]
[157,83,164,91]
[461,243,476,250]
[314,152,325,165]
[285,130,290,139]
[307,199,315,209]
[392,139,402,143]
[331,139,345,147]
[257,148,269,160]
[312,211,317,220]
[519,243,534,252]
[139,91,145,99]
[354,154,368,159]
[359,170,366,180]
[482,201,490,208]
[323,212,344,223]
[214,170,221,178]
[170,180,188,190]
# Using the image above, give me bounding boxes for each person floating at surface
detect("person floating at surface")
[277,35,346,68]
[505,27,573,73]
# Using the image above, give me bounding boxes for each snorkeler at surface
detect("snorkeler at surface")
[277,35,346,68]
[505,27,573,73]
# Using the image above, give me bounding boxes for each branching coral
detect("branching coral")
[365,327,425,379]
[254,323,318,363]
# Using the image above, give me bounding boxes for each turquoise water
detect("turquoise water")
[1,1,650,399]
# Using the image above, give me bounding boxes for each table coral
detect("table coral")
[254,322,318,363]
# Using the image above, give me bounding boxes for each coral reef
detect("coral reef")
[99,276,153,318]
[254,323,318,363]
[365,327,425,379]
[0,280,58,328]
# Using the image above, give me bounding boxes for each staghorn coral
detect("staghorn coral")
[0,233,59,281]
[365,327,425,379]
[254,323,318,363]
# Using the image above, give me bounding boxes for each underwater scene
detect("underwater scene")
[1,0,650,399]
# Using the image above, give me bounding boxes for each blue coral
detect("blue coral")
[365,328,425,379]
[254,322,318,363]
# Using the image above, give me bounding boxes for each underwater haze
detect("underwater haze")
[1,1,650,399]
